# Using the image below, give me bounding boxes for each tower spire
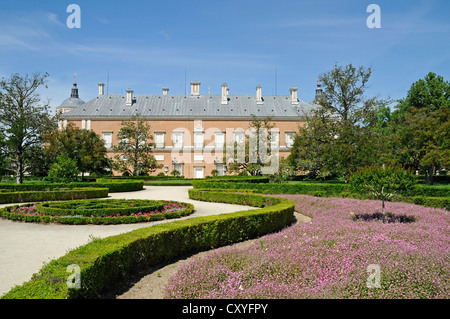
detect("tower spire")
[70,73,79,98]
[315,80,323,101]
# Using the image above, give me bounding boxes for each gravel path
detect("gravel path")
[0,186,255,297]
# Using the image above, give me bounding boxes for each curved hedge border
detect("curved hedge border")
[0,188,109,205]
[36,199,165,217]
[1,200,194,225]
[1,190,295,299]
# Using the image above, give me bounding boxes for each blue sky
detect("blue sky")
[0,0,449,113]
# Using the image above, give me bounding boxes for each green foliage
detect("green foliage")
[43,123,111,177]
[388,72,450,184]
[112,115,162,176]
[170,169,181,177]
[289,64,389,181]
[46,154,79,183]
[1,190,294,299]
[0,187,108,204]
[0,72,53,184]
[0,180,144,193]
[350,165,416,201]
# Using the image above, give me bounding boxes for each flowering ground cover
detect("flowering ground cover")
[165,195,449,299]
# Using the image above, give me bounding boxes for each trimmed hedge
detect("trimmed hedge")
[1,190,295,299]
[36,199,165,217]
[192,180,349,196]
[1,200,194,225]
[0,180,144,193]
[0,188,108,204]
[192,181,450,198]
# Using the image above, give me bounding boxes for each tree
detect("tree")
[226,115,276,176]
[0,72,52,184]
[43,123,111,178]
[350,165,416,223]
[390,72,450,184]
[46,153,79,183]
[112,115,162,176]
[0,132,7,180]
[289,63,386,181]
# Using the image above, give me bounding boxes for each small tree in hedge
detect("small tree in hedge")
[350,165,416,222]
[46,154,79,183]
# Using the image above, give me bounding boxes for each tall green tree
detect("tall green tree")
[289,64,388,181]
[0,72,53,184]
[390,72,450,184]
[113,115,162,176]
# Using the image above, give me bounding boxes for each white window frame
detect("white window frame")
[102,131,113,149]
[155,132,165,148]
[285,132,295,148]
[173,131,184,149]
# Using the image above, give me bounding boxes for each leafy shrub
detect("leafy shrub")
[46,154,79,183]
[350,165,416,222]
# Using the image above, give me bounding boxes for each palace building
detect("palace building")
[58,78,322,178]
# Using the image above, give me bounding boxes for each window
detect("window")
[155,132,165,148]
[173,132,183,148]
[173,163,183,176]
[215,163,226,176]
[194,133,204,149]
[215,132,224,149]
[155,155,164,161]
[233,131,244,144]
[285,132,295,148]
[102,132,113,149]
[194,167,204,179]
[271,131,280,148]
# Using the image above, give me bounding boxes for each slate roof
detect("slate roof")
[60,93,317,121]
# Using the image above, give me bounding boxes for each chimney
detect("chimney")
[162,87,169,95]
[289,87,299,104]
[221,83,228,105]
[190,81,201,96]
[256,85,263,104]
[126,88,134,106]
[98,82,105,96]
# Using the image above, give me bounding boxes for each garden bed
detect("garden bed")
[165,194,449,299]
[0,199,194,224]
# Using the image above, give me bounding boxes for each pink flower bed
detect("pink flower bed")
[165,195,450,299]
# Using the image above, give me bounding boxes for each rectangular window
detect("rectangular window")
[102,132,113,149]
[173,132,183,148]
[286,132,295,148]
[215,132,225,149]
[155,132,165,148]
[173,163,183,176]
[194,133,204,149]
